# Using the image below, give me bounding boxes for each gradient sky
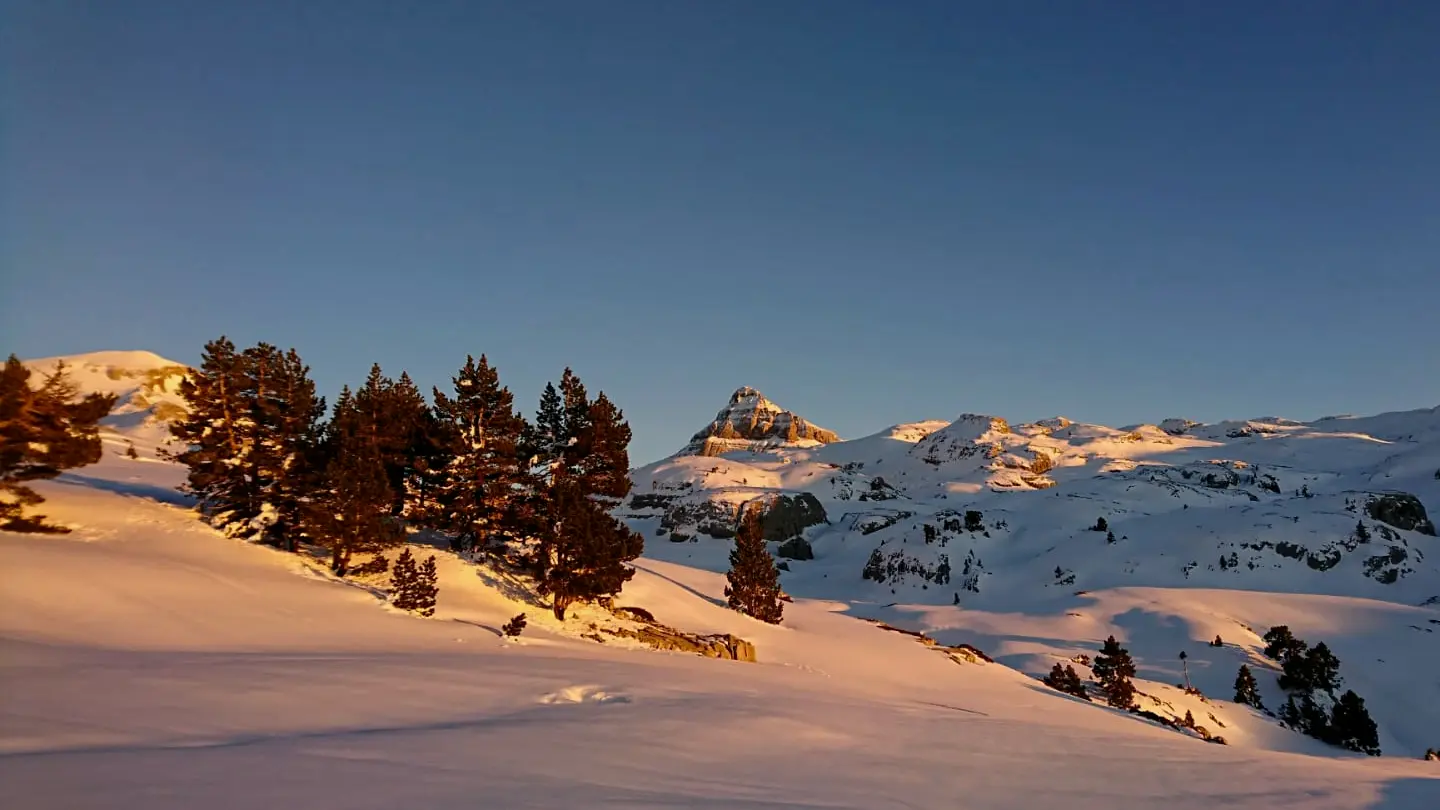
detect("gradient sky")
[3,1,1437,464]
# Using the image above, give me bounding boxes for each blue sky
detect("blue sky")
[3,0,1437,464]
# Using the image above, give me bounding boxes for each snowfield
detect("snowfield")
[2,353,1438,808]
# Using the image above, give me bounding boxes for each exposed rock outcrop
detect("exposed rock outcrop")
[751,492,829,541]
[1366,493,1436,536]
[678,387,838,456]
[776,536,814,561]
[600,610,757,662]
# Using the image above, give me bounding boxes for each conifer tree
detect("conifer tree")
[347,366,437,515]
[1043,663,1090,700]
[1233,664,1263,709]
[522,381,565,473]
[536,476,643,620]
[1093,635,1138,709]
[725,508,784,624]
[558,368,591,475]
[0,356,116,532]
[170,338,324,548]
[430,355,528,553]
[1329,690,1380,755]
[1352,520,1370,544]
[390,547,439,617]
[1262,625,1308,664]
[303,390,405,575]
[169,338,256,531]
[575,392,633,501]
[246,345,326,550]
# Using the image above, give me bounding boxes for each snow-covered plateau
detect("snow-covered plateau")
[3,352,1438,809]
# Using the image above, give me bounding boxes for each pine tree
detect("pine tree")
[1303,642,1342,693]
[522,381,565,473]
[430,355,528,553]
[1329,690,1380,755]
[346,366,437,516]
[0,356,116,532]
[1262,625,1308,664]
[169,339,324,547]
[558,368,591,475]
[1182,709,1195,728]
[574,392,633,501]
[168,338,256,532]
[536,476,642,620]
[390,547,436,616]
[246,345,325,550]
[414,554,439,616]
[725,508,784,624]
[1093,635,1138,710]
[303,392,405,576]
[1233,664,1263,709]
[1352,520,1371,544]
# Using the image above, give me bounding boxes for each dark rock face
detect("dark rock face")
[1366,493,1436,536]
[755,493,828,542]
[776,536,814,561]
[660,499,741,539]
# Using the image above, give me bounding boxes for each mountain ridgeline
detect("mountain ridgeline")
[627,389,1439,604]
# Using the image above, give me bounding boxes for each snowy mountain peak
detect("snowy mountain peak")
[23,350,192,427]
[677,387,839,457]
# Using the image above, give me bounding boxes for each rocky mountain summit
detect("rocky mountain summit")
[677,387,839,456]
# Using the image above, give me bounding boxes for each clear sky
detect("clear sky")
[3,1,1437,464]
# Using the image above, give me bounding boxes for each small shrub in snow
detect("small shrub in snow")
[502,613,528,637]
[1210,635,1224,647]
[1090,517,1108,533]
[1424,748,1439,761]
[963,510,984,532]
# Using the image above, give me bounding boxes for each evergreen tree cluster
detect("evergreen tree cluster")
[167,338,643,621]
[1042,663,1090,700]
[1259,625,1380,755]
[390,547,439,616]
[1,356,117,533]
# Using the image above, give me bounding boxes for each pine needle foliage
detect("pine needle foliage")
[725,508,784,624]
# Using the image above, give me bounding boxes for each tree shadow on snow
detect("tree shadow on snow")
[55,473,192,507]
[631,561,728,609]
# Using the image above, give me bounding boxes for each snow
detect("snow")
[2,354,1439,807]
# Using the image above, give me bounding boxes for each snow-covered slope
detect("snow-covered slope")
[628,395,1440,758]
[4,353,1439,807]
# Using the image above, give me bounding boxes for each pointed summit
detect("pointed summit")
[677,387,839,456]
